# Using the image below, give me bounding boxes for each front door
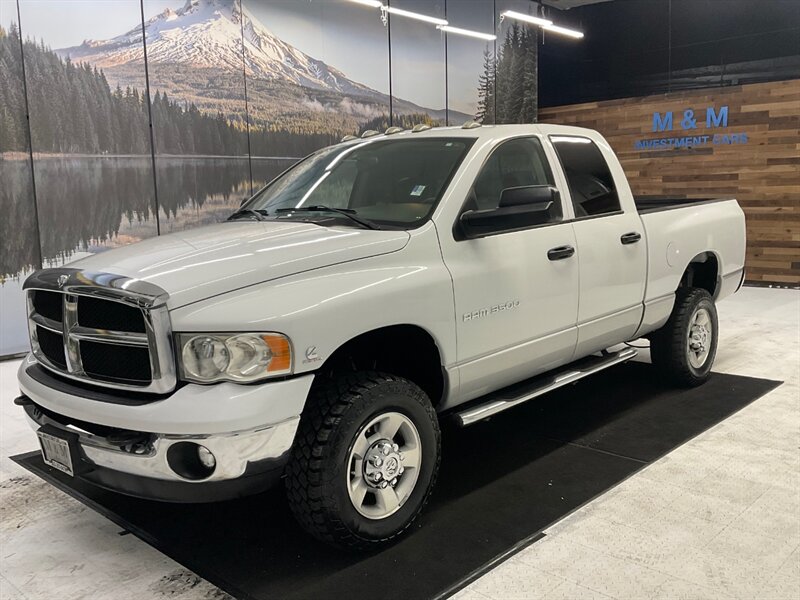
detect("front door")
[438,136,580,403]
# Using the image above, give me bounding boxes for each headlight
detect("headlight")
[177,333,292,383]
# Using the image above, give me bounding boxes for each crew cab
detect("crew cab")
[16,123,746,549]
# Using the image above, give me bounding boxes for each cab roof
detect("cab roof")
[340,123,602,146]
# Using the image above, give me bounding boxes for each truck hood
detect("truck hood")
[71,221,410,308]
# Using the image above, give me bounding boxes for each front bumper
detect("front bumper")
[17,356,315,502]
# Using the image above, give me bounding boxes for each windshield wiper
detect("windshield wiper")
[227,208,267,222]
[275,205,381,230]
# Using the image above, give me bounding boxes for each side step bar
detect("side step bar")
[454,347,638,427]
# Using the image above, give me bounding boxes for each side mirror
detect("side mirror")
[459,186,560,239]
[499,185,559,207]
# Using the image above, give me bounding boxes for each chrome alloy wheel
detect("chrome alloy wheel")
[687,307,713,369]
[346,411,422,520]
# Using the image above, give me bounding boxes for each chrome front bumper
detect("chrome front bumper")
[21,398,300,501]
[24,401,299,482]
[17,354,315,502]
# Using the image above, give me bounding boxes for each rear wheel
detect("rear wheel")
[650,287,718,387]
[285,371,440,550]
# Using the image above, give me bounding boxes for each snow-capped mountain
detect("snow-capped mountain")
[58,0,379,99]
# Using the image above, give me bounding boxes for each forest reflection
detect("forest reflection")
[1,156,295,278]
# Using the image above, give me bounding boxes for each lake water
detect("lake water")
[0,155,296,355]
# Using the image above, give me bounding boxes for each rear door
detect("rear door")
[438,136,579,403]
[549,135,647,356]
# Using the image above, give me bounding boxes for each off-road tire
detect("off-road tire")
[650,287,718,387]
[285,371,440,550]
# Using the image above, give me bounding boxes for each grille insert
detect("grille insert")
[77,296,146,333]
[32,290,63,323]
[80,340,152,385]
[36,326,67,369]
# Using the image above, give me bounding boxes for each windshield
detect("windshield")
[242,137,475,229]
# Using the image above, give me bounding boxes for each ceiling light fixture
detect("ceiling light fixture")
[543,23,584,39]
[499,10,552,27]
[345,0,383,8]
[384,6,448,27]
[437,24,496,41]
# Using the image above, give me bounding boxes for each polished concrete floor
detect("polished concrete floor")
[1,287,798,600]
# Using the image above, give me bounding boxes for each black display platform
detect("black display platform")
[13,363,781,600]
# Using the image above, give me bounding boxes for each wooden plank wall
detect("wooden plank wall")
[539,79,800,285]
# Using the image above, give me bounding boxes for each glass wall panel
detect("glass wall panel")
[320,0,391,136]
[495,0,539,123]
[389,0,448,126]
[16,0,158,265]
[242,0,324,190]
[241,0,390,189]
[143,0,251,233]
[445,0,495,123]
[1,0,38,355]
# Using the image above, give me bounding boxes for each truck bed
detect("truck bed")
[636,197,745,305]
[634,196,734,214]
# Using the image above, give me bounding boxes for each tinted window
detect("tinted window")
[551,137,620,217]
[467,136,560,221]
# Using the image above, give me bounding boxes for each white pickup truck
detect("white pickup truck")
[17,123,746,549]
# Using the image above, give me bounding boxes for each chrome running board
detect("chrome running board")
[454,347,638,427]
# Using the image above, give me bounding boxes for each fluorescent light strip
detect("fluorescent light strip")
[346,1,581,41]
[543,23,584,39]
[437,24,496,41]
[384,6,448,26]
[345,0,382,8]
[500,10,552,27]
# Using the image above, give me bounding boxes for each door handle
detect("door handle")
[547,245,575,261]
[620,232,642,245]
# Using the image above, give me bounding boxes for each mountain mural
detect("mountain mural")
[57,0,467,135]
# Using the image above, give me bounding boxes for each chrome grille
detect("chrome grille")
[24,269,176,394]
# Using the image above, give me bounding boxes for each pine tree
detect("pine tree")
[476,46,495,124]
[507,25,527,122]
[490,22,539,125]
[518,26,538,123]
[495,23,521,123]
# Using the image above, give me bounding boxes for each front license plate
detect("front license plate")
[38,430,74,476]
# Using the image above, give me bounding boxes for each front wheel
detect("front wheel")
[649,287,718,387]
[285,372,440,550]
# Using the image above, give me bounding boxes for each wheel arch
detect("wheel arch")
[316,324,447,408]
[679,251,721,298]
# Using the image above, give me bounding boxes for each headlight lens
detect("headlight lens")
[178,333,292,383]
[181,336,230,380]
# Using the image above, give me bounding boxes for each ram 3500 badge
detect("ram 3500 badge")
[463,300,521,321]
[17,123,746,549]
